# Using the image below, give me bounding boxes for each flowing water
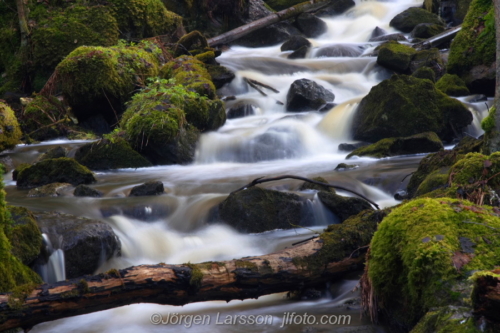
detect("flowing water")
[2,0,494,331]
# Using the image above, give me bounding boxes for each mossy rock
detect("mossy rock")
[410,306,479,333]
[447,0,495,95]
[56,43,162,125]
[205,64,235,89]
[16,157,96,189]
[409,48,444,76]
[39,146,68,162]
[75,136,152,170]
[436,74,470,97]
[174,31,208,57]
[412,67,436,82]
[376,41,417,73]
[298,176,335,193]
[368,198,500,329]
[410,23,445,39]
[32,5,119,72]
[0,102,22,152]
[317,191,373,222]
[6,206,43,266]
[414,169,449,197]
[106,0,183,40]
[351,75,472,143]
[73,184,103,198]
[389,7,444,33]
[217,187,311,233]
[448,152,500,194]
[347,132,443,159]
[22,95,69,141]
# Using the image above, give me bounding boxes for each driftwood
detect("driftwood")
[231,175,380,209]
[0,226,372,332]
[413,25,462,50]
[207,0,333,47]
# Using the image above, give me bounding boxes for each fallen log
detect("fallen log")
[207,0,333,47]
[0,209,384,332]
[412,25,462,50]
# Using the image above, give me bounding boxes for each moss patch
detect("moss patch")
[0,102,22,152]
[6,206,42,266]
[410,306,479,333]
[436,74,470,97]
[376,41,417,72]
[368,198,500,329]
[21,95,69,141]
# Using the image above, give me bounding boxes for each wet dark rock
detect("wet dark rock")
[369,26,386,39]
[39,146,68,161]
[205,64,235,89]
[466,64,496,96]
[227,104,256,119]
[394,190,409,201]
[295,13,327,38]
[217,187,312,233]
[286,79,335,112]
[236,22,301,47]
[315,0,355,16]
[338,142,370,152]
[408,48,444,77]
[468,95,487,103]
[315,44,364,58]
[288,45,309,59]
[390,7,445,33]
[411,23,445,39]
[16,158,96,189]
[281,35,311,52]
[34,211,121,279]
[335,163,358,171]
[376,41,416,73]
[369,33,408,42]
[27,183,73,197]
[74,184,103,198]
[129,181,165,197]
[318,191,373,223]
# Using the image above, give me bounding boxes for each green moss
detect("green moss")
[105,268,121,278]
[348,137,397,158]
[185,263,203,288]
[415,170,449,197]
[78,279,90,294]
[6,206,42,266]
[12,163,30,181]
[436,74,470,97]
[368,198,500,328]
[56,42,162,122]
[7,283,37,310]
[0,102,22,152]
[412,67,436,82]
[234,260,258,272]
[481,106,496,133]
[376,41,417,72]
[447,0,495,79]
[448,152,500,189]
[410,306,479,333]
[22,95,69,141]
[75,136,152,170]
[16,157,96,189]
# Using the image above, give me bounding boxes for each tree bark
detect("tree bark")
[207,0,333,47]
[0,211,381,333]
[16,0,30,47]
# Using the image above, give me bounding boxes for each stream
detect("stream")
[2,0,493,331]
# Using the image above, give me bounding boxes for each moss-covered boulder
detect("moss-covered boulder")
[436,73,470,97]
[75,136,152,170]
[410,23,445,39]
[216,187,313,233]
[6,206,43,266]
[351,75,472,143]
[367,198,500,329]
[38,146,68,162]
[56,42,162,126]
[34,211,121,278]
[347,132,443,159]
[0,102,22,152]
[389,7,445,33]
[16,158,96,189]
[408,48,444,77]
[317,191,373,222]
[205,64,235,89]
[173,30,209,57]
[376,41,417,73]
[411,66,436,82]
[447,0,495,95]
[21,95,69,141]
[410,306,478,333]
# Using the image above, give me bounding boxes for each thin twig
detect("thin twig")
[349,245,370,258]
[230,175,380,209]
[244,78,267,97]
[245,78,279,93]
[292,235,319,246]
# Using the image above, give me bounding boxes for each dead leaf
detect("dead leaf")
[452,252,472,271]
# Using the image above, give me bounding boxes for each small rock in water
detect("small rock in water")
[394,190,409,201]
[129,180,165,197]
[281,35,311,52]
[39,146,68,161]
[286,78,335,112]
[227,104,255,119]
[28,183,73,197]
[338,142,369,152]
[335,163,358,171]
[74,184,103,198]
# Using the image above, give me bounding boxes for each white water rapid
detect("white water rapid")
[3,0,493,331]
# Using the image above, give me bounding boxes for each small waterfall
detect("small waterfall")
[35,234,66,283]
[307,193,340,226]
[317,98,361,141]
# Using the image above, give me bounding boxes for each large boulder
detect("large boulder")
[376,41,416,72]
[0,102,22,152]
[346,132,443,159]
[435,73,470,96]
[34,211,121,279]
[447,0,495,95]
[216,187,312,233]
[75,137,152,170]
[317,192,373,222]
[389,7,444,33]
[16,158,96,189]
[295,13,327,38]
[410,23,445,39]
[315,44,364,58]
[286,79,335,112]
[351,75,472,143]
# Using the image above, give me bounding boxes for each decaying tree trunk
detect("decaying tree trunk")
[207,0,333,46]
[413,25,462,50]
[472,271,500,330]
[0,210,382,332]
[16,0,30,47]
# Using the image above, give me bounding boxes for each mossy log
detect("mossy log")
[0,211,381,331]
[207,0,333,46]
